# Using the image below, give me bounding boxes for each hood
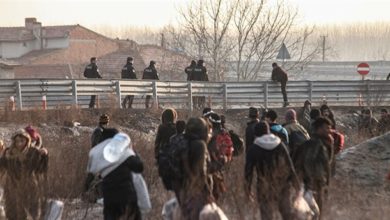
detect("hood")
[254,134,281,150]
[270,124,283,132]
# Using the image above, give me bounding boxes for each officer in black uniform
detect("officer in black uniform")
[142,60,159,108]
[185,60,197,81]
[192,60,209,109]
[121,57,137,109]
[83,57,102,108]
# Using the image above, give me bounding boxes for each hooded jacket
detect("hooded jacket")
[245,134,294,199]
[245,119,259,153]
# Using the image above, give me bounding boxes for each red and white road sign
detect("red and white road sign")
[357,63,370,75]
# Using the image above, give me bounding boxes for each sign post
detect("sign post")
[357,62,370,80]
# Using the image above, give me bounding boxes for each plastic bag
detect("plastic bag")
[293,187,314,220]
[132,173,152,213]
[304,190,320,220]
[199,203,229,220]
[162,198,179,220]
[44,200,64,220]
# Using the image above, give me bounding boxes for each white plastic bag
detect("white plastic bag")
[293,188,314,220]
[44,200,64,220]
[304,190,320,220]
[132,173,152,213]
[162,198,179,220]
[199,203,229,220]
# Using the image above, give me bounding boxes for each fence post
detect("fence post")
[223,83,228,112]
[366,80,371,107]
[309,81,313,102]
[16,81,22,110]
[263,82,268,109]
[188,82,193,112]
[72,80,78,106]
[152,81,158,109]
[116,80,122,109]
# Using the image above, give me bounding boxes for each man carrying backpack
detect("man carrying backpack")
[271,62,289,107]
[283,109,310,155]
[265,109,289,146]
[206,112,234,201]
[84,57,102,108]
[185,60,196,81]
[245,121,297,220]
[293,117,334,217]
[121,57,137,109]
[245,107,260,154]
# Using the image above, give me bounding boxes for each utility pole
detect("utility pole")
[321,35,326,62]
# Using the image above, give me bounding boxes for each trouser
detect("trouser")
[122,95,134,109]
[103,201,141,220]
[145,95,152,108]
[281,81,288,102]
[89,95,97,108]
[258,186,293,220]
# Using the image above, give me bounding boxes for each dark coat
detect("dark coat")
[245,119,259,153]
[191,65,208,81]
[155,123,176,159]
[121,63,137,79]
[271,66,288,82]
[142,65,159,80]
[102,155,143,204]
[185,64,196,81]
[84,63,102,79]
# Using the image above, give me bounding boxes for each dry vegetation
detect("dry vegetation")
[0,107,388,219]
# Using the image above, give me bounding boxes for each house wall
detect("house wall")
[0,41,36,58]
[0,67,15,78]
[30,26,118,65]
[45,38,69,49]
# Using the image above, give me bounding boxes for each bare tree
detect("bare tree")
[179,0,239,81]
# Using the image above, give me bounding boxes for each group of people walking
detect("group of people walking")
[83,99,349,220]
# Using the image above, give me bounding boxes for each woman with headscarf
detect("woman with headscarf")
[155,108,178,161]
[0,129,48,220]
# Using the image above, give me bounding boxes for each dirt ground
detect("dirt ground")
[0,107,388,219]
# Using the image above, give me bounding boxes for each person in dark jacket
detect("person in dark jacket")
[245,121,297,220]
[121,57,137,109]
[320,104,336,129]
[293,117,334,217]
[378,109,390,134]
[298,100,312,132]
[265,109,289,145]
[271,62,289,107]
[142,60,159,109]
[191,60,209,109]
[91,113,110,148]
[309,108,322,135]
[245,107,260,153]
[155,108,178,160]
[358,108,379,137]
[84,57,102,108]
[185,60,197,81]
[98,128,144,220]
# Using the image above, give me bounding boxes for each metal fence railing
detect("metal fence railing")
[0,79,389,111]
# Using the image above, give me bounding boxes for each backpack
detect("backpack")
[331,130,344,154]
[157,134,188,191]
[228,130,244,156]
[289,130,309,151]
[209,130,234,165]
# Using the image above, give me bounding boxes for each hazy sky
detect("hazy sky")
[1,0,390,28]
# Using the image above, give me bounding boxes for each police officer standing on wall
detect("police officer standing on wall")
[192,60,209,109]
[121,57,137,109]
[83,57,102,108]
[142,60,159,109]
[185,60,197,81]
